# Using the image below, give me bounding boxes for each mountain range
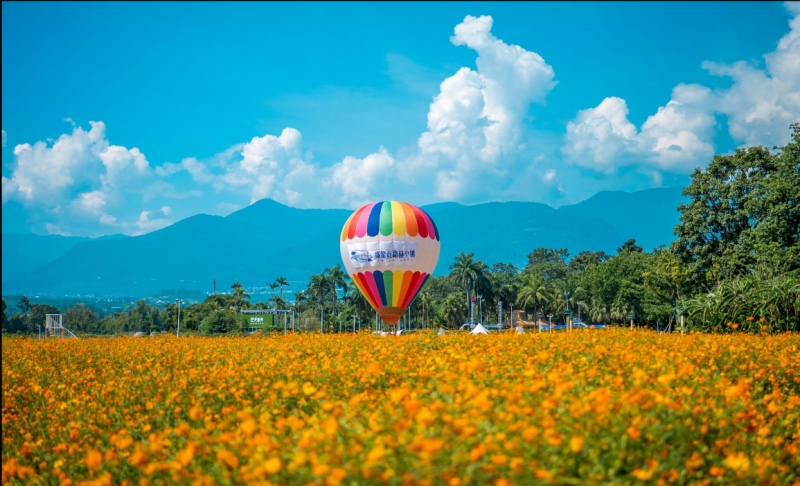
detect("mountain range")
[1,186,685,297]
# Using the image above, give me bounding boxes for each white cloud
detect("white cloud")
[74,190,107,213]
[2,121,182,235]
[330,147,395,206]
[161,205,172,216]
[2,129,6,147]
[542,169,557,183]
[563,3,800,171]
[132,210,172,236]
[9,121,108,205]
[702,2,800,147]
[156,157,214,184]
[563,97,639,172]
[564,85,717,173]
[216,202,241,215]
[45,223,70,236]
[410,15,557,200]
[2,176,18,204]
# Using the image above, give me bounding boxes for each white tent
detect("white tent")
[470,323,489,335]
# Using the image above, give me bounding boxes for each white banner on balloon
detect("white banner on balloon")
[348,241,418,268]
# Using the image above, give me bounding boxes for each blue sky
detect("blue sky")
[2,1,798,236]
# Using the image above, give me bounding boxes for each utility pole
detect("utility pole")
[478,294,483,325]
[547,314,553,333]
[510,303,514,330]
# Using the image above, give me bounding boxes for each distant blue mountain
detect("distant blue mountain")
[1,233,127,286]
[1,187,685,297]
[557,186,685,252]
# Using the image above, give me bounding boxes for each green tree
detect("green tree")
[1,298,8,333]
[17,296,31,315]
[672,124,800,286]
[26,304,60,334]
[275,276,289,300]
[440,293,467,328]
[524,248,569,281]
[230,282,251,311]
[308,273,327,332]
[450,252,480,310]
[516,274,550,319]
[200,309,239,335]
[327,264,347,331]
[64,304,99,334]
[568,251,609,275]
[617,239,643,254]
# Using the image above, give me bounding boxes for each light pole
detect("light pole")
[498,299,502,329]
[510,303,514,330]
[175,299,183,337]
[352,314,356,333]
[547,314,553,333]
[478,294,483,325]
[630,312,635,330]
[565,291,571,330]
[578,302,581,324]
[470,294,475,326]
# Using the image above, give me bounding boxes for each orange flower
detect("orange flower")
[709,466,725,477]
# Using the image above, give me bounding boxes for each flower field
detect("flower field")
[2,330,799,485]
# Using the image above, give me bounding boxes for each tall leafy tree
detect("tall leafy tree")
[450,252,480,310]
[673,124,800,286]
[516,274,550,319]
[275,276,289,299]
[308,273,326,332]
[327,265,347,331]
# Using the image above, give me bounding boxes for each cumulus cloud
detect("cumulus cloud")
[411,15,557,200]
[2,121,182,235]
[330,147,395,206]
[131,208,172,236]
[702,2,800,147]
[563,3,800,172]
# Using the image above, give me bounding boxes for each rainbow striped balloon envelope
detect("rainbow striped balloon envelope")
[340,201,440,327]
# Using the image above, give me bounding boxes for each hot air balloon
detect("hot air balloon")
[340,201,440,327]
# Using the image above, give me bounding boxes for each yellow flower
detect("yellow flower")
[569,436,584,453]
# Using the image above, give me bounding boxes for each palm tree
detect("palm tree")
[327,265,347,332]
[589,297,609,324]
[441,293,467,328]
[294,290,307,315]
[268,282,279,299]
[450,252,479,310]
[275,276,289,300]
[516,274,550,321]
[230,281,250,311]
[271,295,287,311]
[610,299,632,325]
[308,274,326,332]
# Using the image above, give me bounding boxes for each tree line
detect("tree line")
[2,125,798,335]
